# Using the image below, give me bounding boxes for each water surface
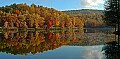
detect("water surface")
[0,28,118,59]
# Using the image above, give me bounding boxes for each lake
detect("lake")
[0,28,119,59]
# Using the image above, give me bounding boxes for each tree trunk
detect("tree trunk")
[115,24,116,31]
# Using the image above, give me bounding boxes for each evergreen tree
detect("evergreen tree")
[104,0,120,31]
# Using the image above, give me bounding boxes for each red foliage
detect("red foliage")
[70,39,75,42]
[47,20,52,28]
[48,32,53,39]
[39,23,43,26]
[13,9,19,15]
[72,21,75,26]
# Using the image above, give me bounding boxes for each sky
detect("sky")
[0,0,105,11]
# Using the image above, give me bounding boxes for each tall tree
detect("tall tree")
[104,0,120,31]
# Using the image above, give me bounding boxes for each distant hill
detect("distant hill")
[62,9,107,28]
[62,9,103,14]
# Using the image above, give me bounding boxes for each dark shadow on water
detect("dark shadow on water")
[102,34,120,59]
[113,31,120,35]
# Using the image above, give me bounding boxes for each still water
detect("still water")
[0,28,119,59]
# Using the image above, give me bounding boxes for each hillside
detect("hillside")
[0,3,84,30]
[62,9,107,28]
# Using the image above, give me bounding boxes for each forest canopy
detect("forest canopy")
[0,3,84,29]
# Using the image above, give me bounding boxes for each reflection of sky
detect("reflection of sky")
[0,45,104,59]
[80,46,104,59]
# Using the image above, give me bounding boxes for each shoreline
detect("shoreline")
[0,27,83,32]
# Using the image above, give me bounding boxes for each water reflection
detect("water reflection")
[102,35,120,59]
[0,30,84,55]
[80,46,103,59]
[0,29,118,59]
[84,28,113,33]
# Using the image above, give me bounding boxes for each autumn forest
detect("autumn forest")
[0,0,120,59]
[0,3,106,31]
[0,3,85,30]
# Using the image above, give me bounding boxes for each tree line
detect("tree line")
[0,3,84,29]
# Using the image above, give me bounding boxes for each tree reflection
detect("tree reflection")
[102,35,120,59]
[0,29,115,55]
[0,30,81,55]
